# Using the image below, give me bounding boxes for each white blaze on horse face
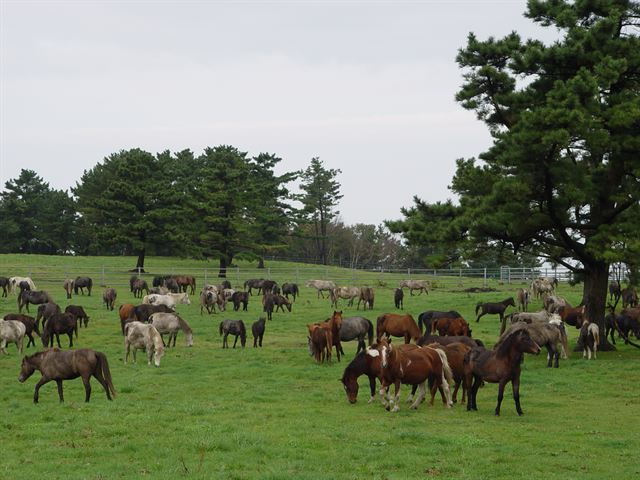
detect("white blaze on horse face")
[381,346,388,367]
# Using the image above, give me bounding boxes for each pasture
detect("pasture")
[1,254,639,479]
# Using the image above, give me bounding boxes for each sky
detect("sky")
[0,0,556,226]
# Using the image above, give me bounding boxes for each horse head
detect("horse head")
[18,354,37,382]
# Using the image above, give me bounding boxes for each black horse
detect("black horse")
[475,298,515,325]
[18,290,53,313]
[42,312,78,348]
[417,310,462,334]
[282,283,299,301]
[244,279,264,296]
[232,291,249,311]
[219,319,246,348]
[252,317,266,347]
[74,276,93,296]
[0,276,9,297]
[65,305,90,328]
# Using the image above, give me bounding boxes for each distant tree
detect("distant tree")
[296,157,343,265]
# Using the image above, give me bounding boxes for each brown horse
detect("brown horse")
[426,341,472,404]
[475,297,515,324]
[118,304,136,334]
[308,311,344,361]
[464,328,541,416]
[431,317,471,337]
[417,334,483,349]
[376,313,421,344]
[18,348,116,403]
[308,326,332,363]
[42,312,78,348]
[341,349,382,404]
[371,338,453,412]
[558,305,585,328]
[175,275,196,295]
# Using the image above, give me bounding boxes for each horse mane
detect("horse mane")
[148,325,164,351]
[176,315,192,334]
[494,326,526,357]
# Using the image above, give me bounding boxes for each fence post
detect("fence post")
[296,268,299,285]
[236,266,240,287]
[267,267,271,280]
[484,267,487,287]
[407,268,411,277]
[508,267,511,285]
[204,269,208,285]
[102,267,105,287]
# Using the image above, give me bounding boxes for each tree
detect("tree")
[450,0,640,348]
[0,169,76,254]
[296,157,343,265]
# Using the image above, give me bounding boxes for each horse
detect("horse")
[0,319,26,354]
[244,279,265,296]
[609,280,622,303]
[501,320,568,368]
[530,277,555,299]
[475,297,515,325]
[622,287,638,309]
[3,314,39,348]
[18,290,53,313]
[149,286,170,295]
[119,304,136,334]
[398,279,429,296]
[63,278,74,299]
[376,313,421,344]
[36,302,61,329]
[74,276,93,296]
[131,278,149,298]
[308,311,344,361]
[304,279,337,299]
[103,288,117,311]
[357,287,374,310]
[261,280,278,295]
[219,319,246,348]
[544,295,571,314]
[516,288,529,311]
[143,292,190,309]
[130,304,174,325]
[418,310,463,334]
[308,326,332,363]
[0,276,9,297]
[558,305,585,328]
[252,317,266,347]
[431,317,471,337]
[124,321,165,367]
[42,312,78,348]
[338,316,374,355]
[18,348,116,403]
[65,305,90,328]
[425,341,472,404]
[150,312,193,347]
[263,294,291,321]
[417,334,483,349]
[371,337,453,412]
[9,276,36,294]
[232,291,249,311]
[330,286,361,308]
[341,350,379,404]
[464,328,541,416]
[282,283,299,301]
[394,288,404,309]
[579,321,600,360]
[174,275,196,295]
[200,289,222,315]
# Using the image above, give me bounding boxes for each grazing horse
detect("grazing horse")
[261,280,278,295]
[622,287,639,309]
[150,312,193,347]
[18,290,53,313]
[63,278,74,299]
[219,319,247,348]
[3,314,39,348]
[371,337,453,412]
[0,319,26,354]
[338,316,374,355]
[431,317,471,337]
[125,321,165,367]
[18,348,116,403]
[341,350,381,404]
[305,279,337,299]
[579,322,600,360]
[418,310,463,334]
[263,294,291,321]
[252,317,266,347]
[394,288,404,309]
[475,297,515,325]
[376,313,421,344]
[131,278,149,298]
[609,280,622,303]
[330,286,361,308]
[42,312,78,348]
[103,288,117,311]
[357,287,375,310]
[282,283,299,301]
[36,302,61,329]
[308,311,344,361]
[501,320,568,368]
[65,305,90,328]
[516,288,529,312]
[232,291,249,311]
[130,304,174,325]
[9,276,36,294]
[399,279,429,296]
[74,276,93,296]
[244,279,265,296]
[465,328,541,416]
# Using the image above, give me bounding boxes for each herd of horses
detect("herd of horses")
[1,272,638,417]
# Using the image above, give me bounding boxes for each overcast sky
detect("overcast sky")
[1,0,554,225]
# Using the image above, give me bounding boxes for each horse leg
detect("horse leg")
[407,384,418,403]
[68,332,73,348]
[476,312,484,323]
[410,382,426,409]
[233,335,238,348]
[172,333,177,348]
[468,375,481,411]
[82,376,92,402]
[495,379,508,416]
[55,334,61,348]
[33,376,51,403]
[546,345,553,368]
[512,376,524,416]
[452,380,460,404]
[367,374,376,404]
[390,381,401,412]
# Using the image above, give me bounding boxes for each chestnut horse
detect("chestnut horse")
[431,317,471,337]
[426,341,472,404]
[464,328,541,416]
[376,313,421,344]
[308,311,344,361]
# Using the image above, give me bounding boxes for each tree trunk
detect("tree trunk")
[130,248,146,273]
[257,257,265,269]
[218,255,228,278]
[575,261,615,352]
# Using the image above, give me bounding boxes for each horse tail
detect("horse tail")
[558,323,569,358]
[366,319,374,346]
[95,351,116,399]
[432,347,453,407]
[475,303,481,315]
[219,321,224,336]
[376,314,386,340]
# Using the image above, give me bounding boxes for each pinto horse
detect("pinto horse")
[370,338,453,412]
[376,313,421,344]
[465,328,541,416]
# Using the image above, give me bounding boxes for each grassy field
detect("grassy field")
[1,254,639,479]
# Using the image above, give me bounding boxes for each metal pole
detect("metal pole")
[484,267,487,287]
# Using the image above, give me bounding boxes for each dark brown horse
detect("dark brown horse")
[103,288,117,311]
[431,317,471,337]
[74,276,93,296]
[622,287,638,309]
[308,326,332,363]
[175,275,196,295]
[425,341,472,404]
[417,334,483,349]
[376,313,421,344]
[131,278,149,298]
[417,310,462,334]
[65,305,90,328]
[0,276,9,297]
[464,328,541,416]
[252,317,266,347]
[341,349,383,404]
[558,305,585,328]
[42,312,78,348]
[475,298,515,324]
[18,348,116,403]
[36,302,61,329]
[18,290,53,314]
[232,291,249,311]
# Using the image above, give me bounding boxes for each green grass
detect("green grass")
[1,254,639,479]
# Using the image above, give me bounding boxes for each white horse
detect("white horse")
[142,292,190,309]
[124,321,165,367]
[580,322,600,360]
[150,312,194,347]
[9,276,37,294]
[305,280,337,299]
[0,319,26,354]
[399,279,429,296]
[330,286,361,308]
